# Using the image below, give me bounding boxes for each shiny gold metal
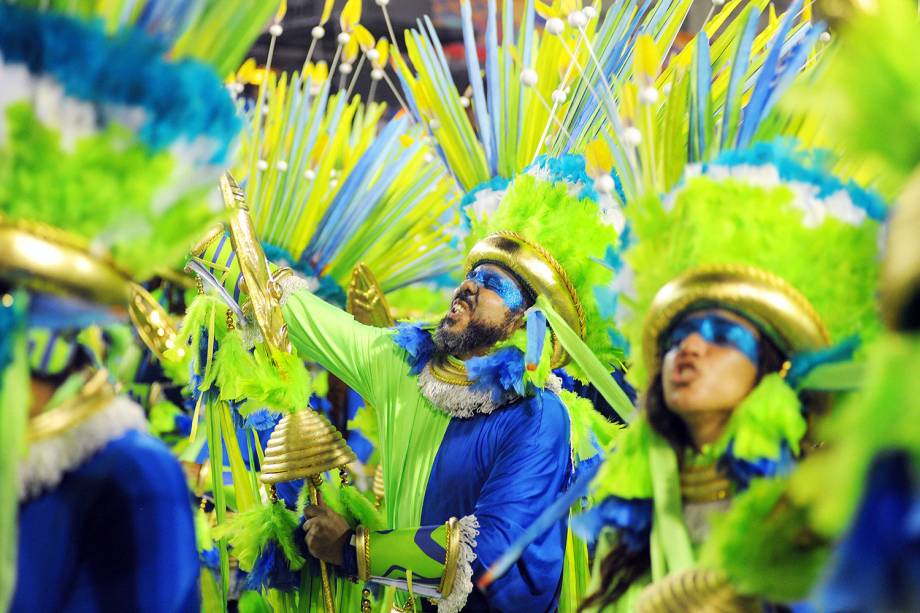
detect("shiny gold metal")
[127,282,182,361]
[356,525,370,582]
[635,568,759,613]
[880,169,920,332]
[680,464,732,504]
[0,216,132,306]
[467,231,586,368]
[429,355,472,386]
[260,412,356,483]
[372,464,385,508]
[28,370,115,443]
[643,264,830,378]
[439,517,461,597]
[348,263,396,327]
[219,173,290,352]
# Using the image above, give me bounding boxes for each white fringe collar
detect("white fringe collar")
[417,365,563,419]
[417,364,503,418]
[19,395,148,502]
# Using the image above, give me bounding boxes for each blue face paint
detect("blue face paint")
[466,266,525,311]
[664,313,760,365]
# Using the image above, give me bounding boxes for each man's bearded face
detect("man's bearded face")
[433,264,528,357]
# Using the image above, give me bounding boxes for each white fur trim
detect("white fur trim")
[18,395,148,501]
[438,515,479,613]
[417,364,501,418]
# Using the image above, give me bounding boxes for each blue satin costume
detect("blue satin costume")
[422,391,571,612]
[12,431,199,612]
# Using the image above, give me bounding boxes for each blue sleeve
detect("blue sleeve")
[64,431,200,613]
[473,393,572,613]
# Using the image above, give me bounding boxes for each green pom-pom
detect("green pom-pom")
[790,333,920,536]
[701,477,827,602]
[149,400,182,436]
[624,177,882,386]
[235,348,312,414]
[717,373,806,460]
[560,389,619,463]
[212,501,304,572]
[0,103,220,280]
[341,484,386,531]
[593,418,652,500]
[207,330,257,401]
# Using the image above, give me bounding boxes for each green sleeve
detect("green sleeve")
[282,288,406,407]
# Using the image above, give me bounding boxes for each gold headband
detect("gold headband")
[642,263,830,376]
[466,231,586,368]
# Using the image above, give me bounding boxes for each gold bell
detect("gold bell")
[260,410,357,484]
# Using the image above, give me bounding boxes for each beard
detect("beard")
[432,316,509,357]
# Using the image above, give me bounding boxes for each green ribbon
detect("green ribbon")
[648,432,694,578]
[536,296,635,423]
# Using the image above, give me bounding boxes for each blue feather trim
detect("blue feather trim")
[525,154,626,203]
[816,451,920,612]
[571,495,653,551]
[786,336,860,389]
[0,5,239,162]
[391,323,436,375]
[703,141,888,222]
[199,547,220,571]
[243,540,302,593]
[524,310,547,370]
[719,440,794,490]
[466,346,526,401]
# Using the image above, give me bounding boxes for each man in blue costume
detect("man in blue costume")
[282,163,624,612]
[0,1,272,609]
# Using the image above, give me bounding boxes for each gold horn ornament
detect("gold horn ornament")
[219,172,291,353]
[260,409,356,613]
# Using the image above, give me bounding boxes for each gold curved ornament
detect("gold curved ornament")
[642,264,830,379]
[347,263,396,327]
[467,231,586,368]
[127,282,183,362]
[634,568,759,613]
[28,370,115,443]
[0,216,131,306]
[880,169,920,332]
[219,172,290,352]
[439,517,461,598]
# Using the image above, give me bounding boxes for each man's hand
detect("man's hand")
[303,500,351,566]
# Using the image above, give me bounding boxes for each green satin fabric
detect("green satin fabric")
[283,289,451,529]
[536,296,635,423]
[0,326,28,611]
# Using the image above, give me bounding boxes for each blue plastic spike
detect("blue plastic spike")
[737,0,803,147]
[720,6,761,150]
[485,0,501,175]
[460,0,494,166]
[692,32,712,162]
